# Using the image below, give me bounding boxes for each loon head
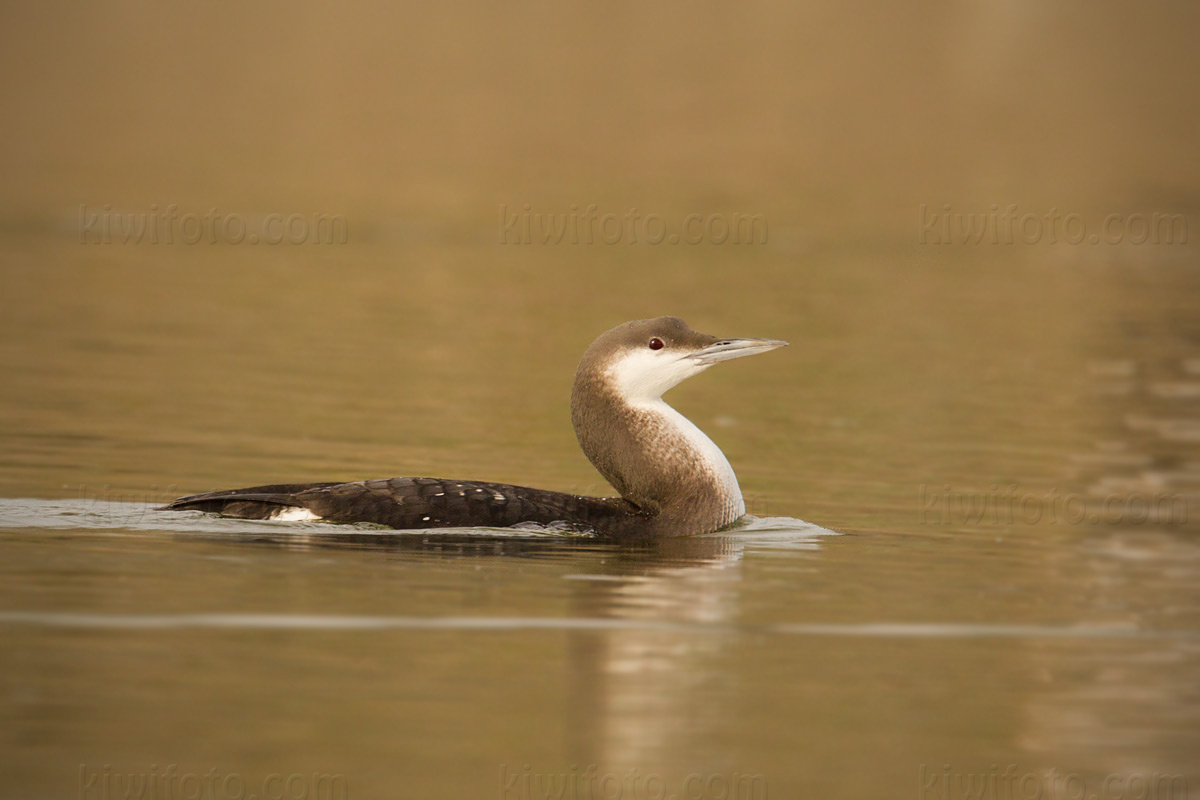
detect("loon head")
[583,316,789,403]
[570,316,788,532]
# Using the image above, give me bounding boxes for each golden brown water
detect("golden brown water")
[1,2,1199,798]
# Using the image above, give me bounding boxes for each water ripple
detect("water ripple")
[0,611,1193,640]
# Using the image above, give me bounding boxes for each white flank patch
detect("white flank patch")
[271,507,321,522]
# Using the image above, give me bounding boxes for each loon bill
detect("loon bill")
[161,316,788,538]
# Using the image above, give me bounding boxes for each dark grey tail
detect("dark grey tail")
[159,483,339,519]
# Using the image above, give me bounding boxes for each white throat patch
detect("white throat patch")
[607,348,712,403]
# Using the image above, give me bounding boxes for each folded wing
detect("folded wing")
[162,477,639,532]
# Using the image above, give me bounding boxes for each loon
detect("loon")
[161,317,787,538]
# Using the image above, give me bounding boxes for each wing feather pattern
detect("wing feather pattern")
[162,478,641,534]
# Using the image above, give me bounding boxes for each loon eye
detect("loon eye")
[648,337,665,350]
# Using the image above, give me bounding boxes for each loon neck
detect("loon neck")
[571,382,746,532]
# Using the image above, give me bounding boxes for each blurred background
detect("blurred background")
[1,1,1198,798]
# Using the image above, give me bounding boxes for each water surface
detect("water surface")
[2,2,1200,797]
